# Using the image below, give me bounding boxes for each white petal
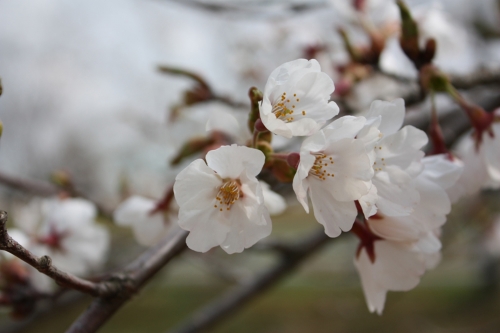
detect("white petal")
[206,145,265,179]
[366,99,405,135]
[260,181,287,216]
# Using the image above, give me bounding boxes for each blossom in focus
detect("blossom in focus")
[259,59,339,139]
[173,145,271,254]
[355,154,461,314]
[14,197,110,277]
[293,116,373,237]
[259,181,287,216]
[367,154,462,252]
[113,195,174,246]
[356,99,427,218]
[354,239,429,315]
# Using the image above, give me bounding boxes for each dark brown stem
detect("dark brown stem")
[65,226,188,333]
[168,228,332,333]
[0,211,115,297]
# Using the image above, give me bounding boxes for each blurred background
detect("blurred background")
[0,0,500,332]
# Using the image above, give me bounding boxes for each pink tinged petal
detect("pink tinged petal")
[366,98,405,135]
[309,179,357,237]
[174,159,222,211]
[206,145,265,179]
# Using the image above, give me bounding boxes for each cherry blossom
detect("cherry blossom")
[14,197,110,277]
[354,240,428,315]
[173,145,271,254]
[293,116,373,237]
[449,109,500,201]
[356,99,428,218]
[259,59,339,139]
[366,154,462,252]
[113,195,174,246]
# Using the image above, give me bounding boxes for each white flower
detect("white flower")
[367,154,462,252]
[259,181,287,216]
[259,59,339,139]
[354,239,429,315]
[15,197,110,277]
[173,145,271,254]
[449,109,500,201]
[113,195,173,246]
[357,99,428,218]
[293,116,373,237]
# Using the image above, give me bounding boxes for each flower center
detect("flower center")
[272,92,306,123]
[373,145,386,172]
[309,152,335,181]
[214,179,242,211]
[37,225,68,252]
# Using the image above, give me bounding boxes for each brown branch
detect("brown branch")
[0,173,59,196]
[0,171,113,219]
[0,211,116,297]
[65,226,188,333]
[168,228,332,333]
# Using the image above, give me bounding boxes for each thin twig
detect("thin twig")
[169,228,332,333]
[0,173,59,196]
[0,211,116,297]
[65,226,188,333]
[0,171,113,219]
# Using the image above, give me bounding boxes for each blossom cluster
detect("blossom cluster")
[5,197,109,292]
[159,59,469,313]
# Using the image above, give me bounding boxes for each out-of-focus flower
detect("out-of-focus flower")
[259,181,287,216]
[174,145,271,254]
[15,197,110,277]
[259,59,339,139]
[293,116,373,237]
[448,109,500,201]
[113,195,174,246]
[357,99,427,218]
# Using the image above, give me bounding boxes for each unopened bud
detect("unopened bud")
[248,87,263,133]
[287,152,300,169]
[397,0,420,65]
[271,159,296,183]
[422,38,436,64]
[254,118,268,133]
[51,170,72,188]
